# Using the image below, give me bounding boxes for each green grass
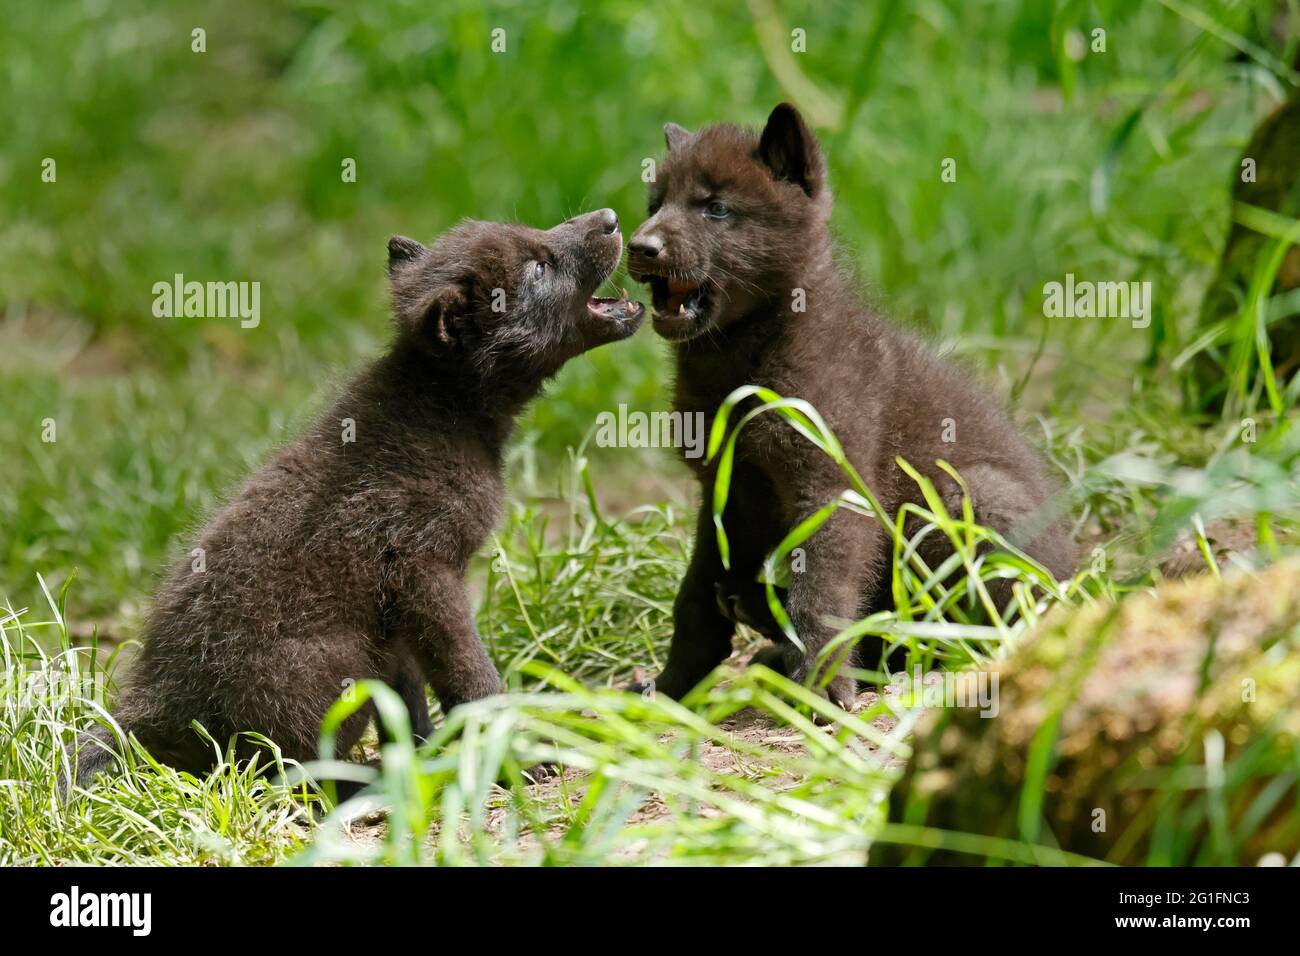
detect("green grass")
[5,426,1296,866]
[2,0,1285,615]
[2,0,1299,865]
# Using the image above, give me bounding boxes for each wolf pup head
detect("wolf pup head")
[628,103,832,343]
[387,209,643,380]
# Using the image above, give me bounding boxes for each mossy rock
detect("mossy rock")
[874,560,1300,865]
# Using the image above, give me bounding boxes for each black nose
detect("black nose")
[596,208,618,234]
[629,234,663,259]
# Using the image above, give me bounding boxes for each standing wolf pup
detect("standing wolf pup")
[628,104,1075,708]
[71,210,643,788]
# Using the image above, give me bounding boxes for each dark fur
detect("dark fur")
[70,210,642,788]
[628,105,1076,707]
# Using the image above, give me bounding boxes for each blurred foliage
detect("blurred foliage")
[0,0,1274,363]
[2,0,1296,615]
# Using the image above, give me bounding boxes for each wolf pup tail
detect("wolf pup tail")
[61,720,132,799]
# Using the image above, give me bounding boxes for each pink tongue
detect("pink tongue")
[589,295,634,317]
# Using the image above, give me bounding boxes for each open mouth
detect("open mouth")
[586,288,645,323]
[641,275,710,339]
[578,283,645,349]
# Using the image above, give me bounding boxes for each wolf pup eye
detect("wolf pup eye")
[705,200,729,220]
[533,261,546,280]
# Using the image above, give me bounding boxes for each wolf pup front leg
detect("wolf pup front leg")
[645,507,738,699]
[387,557,501,714]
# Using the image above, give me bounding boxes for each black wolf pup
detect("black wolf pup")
[71,210,644,788]
[628,104,1075,708]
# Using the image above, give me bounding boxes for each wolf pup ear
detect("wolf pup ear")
[422,284,469,350]
[392,270,469,353]
[664,122,692,151]
[387,235,427,273]
[757,103,825,198]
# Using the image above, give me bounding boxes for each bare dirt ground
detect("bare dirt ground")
[336,648,923,859]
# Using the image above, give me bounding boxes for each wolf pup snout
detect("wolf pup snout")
[628,118,815,343]
[67,211,644,793]
[390,207,642,375]
[554,207,644,349]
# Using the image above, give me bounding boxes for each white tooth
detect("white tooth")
[678,304,687,316]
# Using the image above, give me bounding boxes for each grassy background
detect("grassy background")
[4,0,1284,618]
[2,0,1299,864]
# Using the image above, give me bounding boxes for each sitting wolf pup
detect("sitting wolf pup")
[627,104,1075,708]
[72,209,643,788]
